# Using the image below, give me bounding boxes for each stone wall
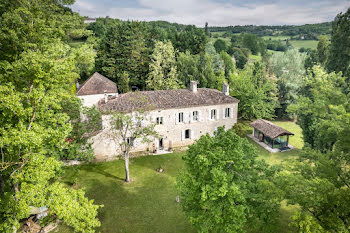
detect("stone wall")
[91,102,238,161]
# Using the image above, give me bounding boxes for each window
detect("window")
[178,112,184,123]
[126,137,134,146]
[210,109,217,120]
[225,108,231,118]
[193,111,199,121]
[156,117,163,125]
[185,129,190,139]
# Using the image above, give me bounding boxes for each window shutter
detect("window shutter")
[230,108,234,118]
[175,113,178,124]
[189,112,192,123]
[216,109,219,120]
[181,130,185,141]
[184,112,189,123]
[208,109,211,120]
[222,108,226,119]
[198,111,202,122]
[190,129,194,139]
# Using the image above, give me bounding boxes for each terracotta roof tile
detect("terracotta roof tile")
[77,72,117,96]
[100,88,239,113]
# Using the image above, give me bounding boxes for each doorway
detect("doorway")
[159,138,164,150]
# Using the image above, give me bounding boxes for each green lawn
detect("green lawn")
[290,40,318,50]
[58,121,302,233]
[262,35,291,41]
[57,152,195,233]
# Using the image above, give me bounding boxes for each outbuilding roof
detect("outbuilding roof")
[250,119,294,139]
[100,88,239,113]
[77,72,117,96]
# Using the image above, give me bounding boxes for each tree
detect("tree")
[0,0,85,62]
[214,39,227,53]
[0,44,101,232]
[95,21,150,90]
[327,7,350,80]
[220,51,236,79]
[107,98,158,182]
[232,48,249,69]
[146,41,182,90]
[287,66,348,151]
[242,34,260,55]
[317,35,329,65]
[270,49,306,118]
[71,43,96,81]
[118,71,130,93]
[230,62,279,120]
[204,22,209,36]
[176,51,201,87]
[172,25,207,55]
[178,128,282,233]
[205,42,224,73]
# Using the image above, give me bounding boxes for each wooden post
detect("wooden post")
[287,135,289,147]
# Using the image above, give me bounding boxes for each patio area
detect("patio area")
[249,119,295,153]
[248,134,294,153]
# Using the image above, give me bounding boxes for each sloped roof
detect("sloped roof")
[100,88,239,113]
[77,72,117,96]
[250,119,294,139]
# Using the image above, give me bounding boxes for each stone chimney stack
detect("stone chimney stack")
[104,90,108,103]
[190,81,198,93]
[223,82,229,96]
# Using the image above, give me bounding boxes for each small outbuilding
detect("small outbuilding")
[250,119,294,151]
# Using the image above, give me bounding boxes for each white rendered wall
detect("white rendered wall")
[78,94,104,107]
[91,103,238,160]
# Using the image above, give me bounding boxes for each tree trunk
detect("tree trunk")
[124,151,130,182]
[0,174,4,194]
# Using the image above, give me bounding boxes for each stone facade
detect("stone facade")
[91,101,238,160]
[78,77,239,161]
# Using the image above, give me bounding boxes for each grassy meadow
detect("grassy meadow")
[57,121,303,233]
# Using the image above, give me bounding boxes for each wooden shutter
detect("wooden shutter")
[190,129,194,139]
[181,130,185,141]
[230,108,234,118]
[184,112,188,123]
[175,113,178,124]
[216,109,219,120]
[222,108,226,119]
[208,109,211,120]
[189,112,192,123]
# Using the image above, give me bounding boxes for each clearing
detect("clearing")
[58,121,302,233]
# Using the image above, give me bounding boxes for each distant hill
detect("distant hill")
[207,22,332,37]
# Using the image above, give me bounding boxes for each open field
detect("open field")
[58,121,302,233]
[290,40,318,49]
[262,35,291,41]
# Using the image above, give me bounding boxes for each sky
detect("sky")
[70,0,350,26]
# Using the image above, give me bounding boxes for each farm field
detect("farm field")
[57,121,302,233]
[290,40,318,49]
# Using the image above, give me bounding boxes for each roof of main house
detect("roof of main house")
[250,119,294,139]
[99,88,239,113]
[77,72,117,96]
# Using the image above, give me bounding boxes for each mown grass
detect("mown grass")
[290,40,318,49]
[57,152,195,233]
[58,121,302,233]
[262,35,291,41]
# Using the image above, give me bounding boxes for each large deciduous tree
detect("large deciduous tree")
[230,62,279,120]
[270,49,306,118]
[146,41,182,90]
[178,128,282,233]
[107,98,158,182]
[327,7,350,81]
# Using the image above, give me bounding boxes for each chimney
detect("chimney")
[104,90,108,103]
[190,81,197,93]
[223,82,229,96]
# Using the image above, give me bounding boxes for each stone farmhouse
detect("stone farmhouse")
[77,72,239,160]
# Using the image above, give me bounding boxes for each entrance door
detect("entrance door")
[159,138,164,150]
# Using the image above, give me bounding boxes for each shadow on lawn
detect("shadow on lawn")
[88,165,125,181]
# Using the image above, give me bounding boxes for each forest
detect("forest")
[0,0,350,232]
